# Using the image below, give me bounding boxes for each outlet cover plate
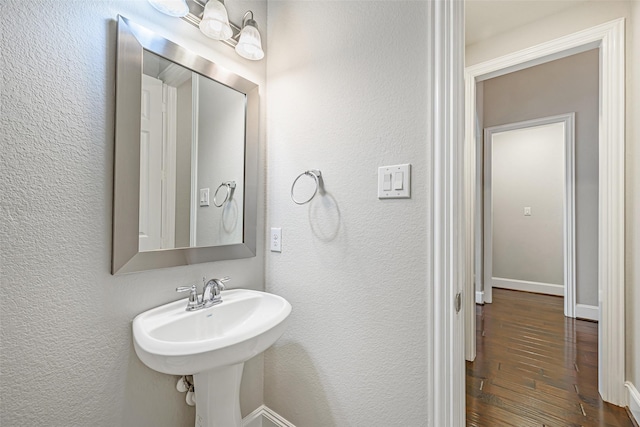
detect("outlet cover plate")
[270,227,282,252]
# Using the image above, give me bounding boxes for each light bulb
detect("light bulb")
[147,0,189,17]
[199,0,233,41]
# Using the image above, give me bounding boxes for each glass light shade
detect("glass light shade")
[199,0,233,41]
[235,23,264,61]
[147,0,189,17]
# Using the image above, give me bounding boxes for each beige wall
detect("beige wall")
[466,1,633,67]
[491,123,565,286]
[265,1,431,424]
[467,0,639,401]
[481,49,599,306]
[0,1,266,425]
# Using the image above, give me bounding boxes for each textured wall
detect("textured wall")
[491,123,565,285]
[264,1,430,425]
[0,1,266,426]
[481,50,599,305]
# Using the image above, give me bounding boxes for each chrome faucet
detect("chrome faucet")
[176,277,230,311]
[202,277,227,305]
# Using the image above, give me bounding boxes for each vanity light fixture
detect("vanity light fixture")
[147,0,189,17]
[199,0,233,41]
[235,11,264,61]
[147,0,265,61]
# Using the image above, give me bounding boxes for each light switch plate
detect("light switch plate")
[200,188,210,207]
[378,164,411,199]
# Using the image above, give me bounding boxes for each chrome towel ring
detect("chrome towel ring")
[291,170,322,205]
[213,181,236,207]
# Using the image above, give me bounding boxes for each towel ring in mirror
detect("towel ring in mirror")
[214,181,237,207]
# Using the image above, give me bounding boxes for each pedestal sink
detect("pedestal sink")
[132,289,291,427]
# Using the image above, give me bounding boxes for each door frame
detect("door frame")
[427,0,465,425]
[463,18,626,405]
[162,84,177,250]
[483,114,576,317]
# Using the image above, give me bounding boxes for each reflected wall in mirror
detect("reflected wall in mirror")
[113,16,259,274]
[140,51,245,251]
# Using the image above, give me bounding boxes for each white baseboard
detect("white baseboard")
[626,382,640,425]
[243,405,296,427]
[243,414,262,427]
[575,304,599,321]
[492,277,563,296]
[475,290,484,304]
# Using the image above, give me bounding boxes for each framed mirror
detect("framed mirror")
[112,16,258,274]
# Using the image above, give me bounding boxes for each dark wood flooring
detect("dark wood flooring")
[466,288,635,427]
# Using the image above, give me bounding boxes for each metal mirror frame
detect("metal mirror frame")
[112,16,258,274]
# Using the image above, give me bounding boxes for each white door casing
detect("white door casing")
[189,75,200,247]
[162,84,177,250]
[427,0,465,425]
[463,19,626,406]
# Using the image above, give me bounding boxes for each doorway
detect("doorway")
[483,115,576,316]
[462,19,626,406]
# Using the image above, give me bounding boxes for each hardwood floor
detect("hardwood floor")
[466,288,635,427]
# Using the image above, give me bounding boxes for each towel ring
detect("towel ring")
[291,170,322,205]
[213,181,236,207]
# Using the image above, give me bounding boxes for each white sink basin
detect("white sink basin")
[132,289,291,427]
[133,289,291,375]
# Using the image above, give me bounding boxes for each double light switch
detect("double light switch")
[378,164,411,199]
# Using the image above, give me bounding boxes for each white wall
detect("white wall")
[480,50,599,305]
[491,123,565,286]
[264,1,431,425]
[466,0,639,407]
[0,1,266,425]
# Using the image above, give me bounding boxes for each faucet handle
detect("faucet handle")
[176,285,198,299]
[176,284,200,310]
[216,277,230,292]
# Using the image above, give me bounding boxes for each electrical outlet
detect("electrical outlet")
[270,227,282,252]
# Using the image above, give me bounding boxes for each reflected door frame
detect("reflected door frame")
[139,74,163,251]
[162,83,177,249]
[139,75,177,251]
[189,75,200,247]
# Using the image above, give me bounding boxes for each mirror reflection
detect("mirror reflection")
[139,50,246,251]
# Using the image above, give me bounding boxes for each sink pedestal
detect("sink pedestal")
[132,290,291,426]
[193,363,245,427]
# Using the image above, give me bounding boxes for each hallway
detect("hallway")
[466,289,635,426]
